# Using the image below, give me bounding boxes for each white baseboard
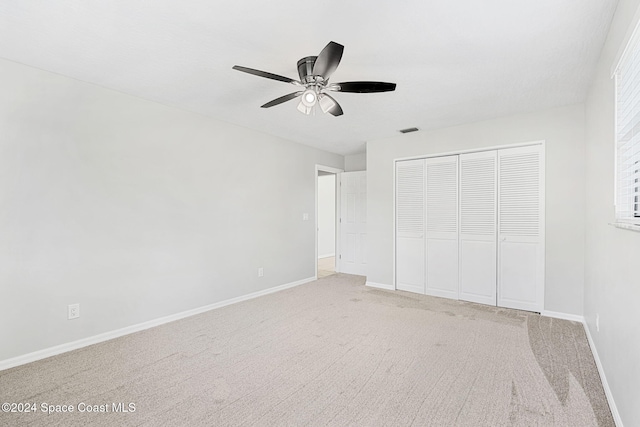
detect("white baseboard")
[0,276,316,372]
[318,253,335,259]
[540,310,585,323]
[583,322,623,427]
[365,281,395,290]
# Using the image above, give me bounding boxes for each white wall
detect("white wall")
[317,175,336,258]
[584,0,640,425]
[0,58,343,362]
[367,104,585,315]
[345,153,366,171]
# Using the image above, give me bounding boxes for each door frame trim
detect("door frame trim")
[315,165,343,279]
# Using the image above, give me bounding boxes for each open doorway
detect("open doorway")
[318,172,336,277]
[316,165,342,279]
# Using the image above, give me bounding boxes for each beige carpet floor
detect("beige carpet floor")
[317,256,336,279]
[0,274,613,426]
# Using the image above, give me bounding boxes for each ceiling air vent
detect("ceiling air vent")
[399,127,419,134]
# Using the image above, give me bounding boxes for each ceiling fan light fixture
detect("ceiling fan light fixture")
[297,100,312,115]
[319,94,336,114]
[301,89,317,108]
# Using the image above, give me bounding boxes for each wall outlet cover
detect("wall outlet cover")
[68,303,80,320]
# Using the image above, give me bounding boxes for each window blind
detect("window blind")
[615,20,640,224]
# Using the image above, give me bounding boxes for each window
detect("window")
[614,19,640,226]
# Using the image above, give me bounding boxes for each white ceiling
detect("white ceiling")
[0,0,618,155]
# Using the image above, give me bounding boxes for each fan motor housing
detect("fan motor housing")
[297,56,318,83]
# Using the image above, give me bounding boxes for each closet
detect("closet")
[395,144,544,312]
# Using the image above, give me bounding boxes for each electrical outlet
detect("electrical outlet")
[596,314,600,332]
[258,267,264,277]
[303,213,309,221]
[68,303,80,320]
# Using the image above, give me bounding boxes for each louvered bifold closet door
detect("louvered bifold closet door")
[459,151,497,306]
[425,156,459,299]
[497,145,544,312]
[395,159,425,294]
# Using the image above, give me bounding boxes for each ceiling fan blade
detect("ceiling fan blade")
[261,91,304,108]
[329,81,396,93]
[319,93,344,116]
[232,65,300,85]
[312,41,344,80]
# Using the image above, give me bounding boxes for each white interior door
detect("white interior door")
[395,160,425,293]
[425,155,459,299]
[497,145,544,312]
[459,150,497,306]
[339,171,367,276]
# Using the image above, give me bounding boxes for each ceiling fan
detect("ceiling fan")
[232,41,396,117]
